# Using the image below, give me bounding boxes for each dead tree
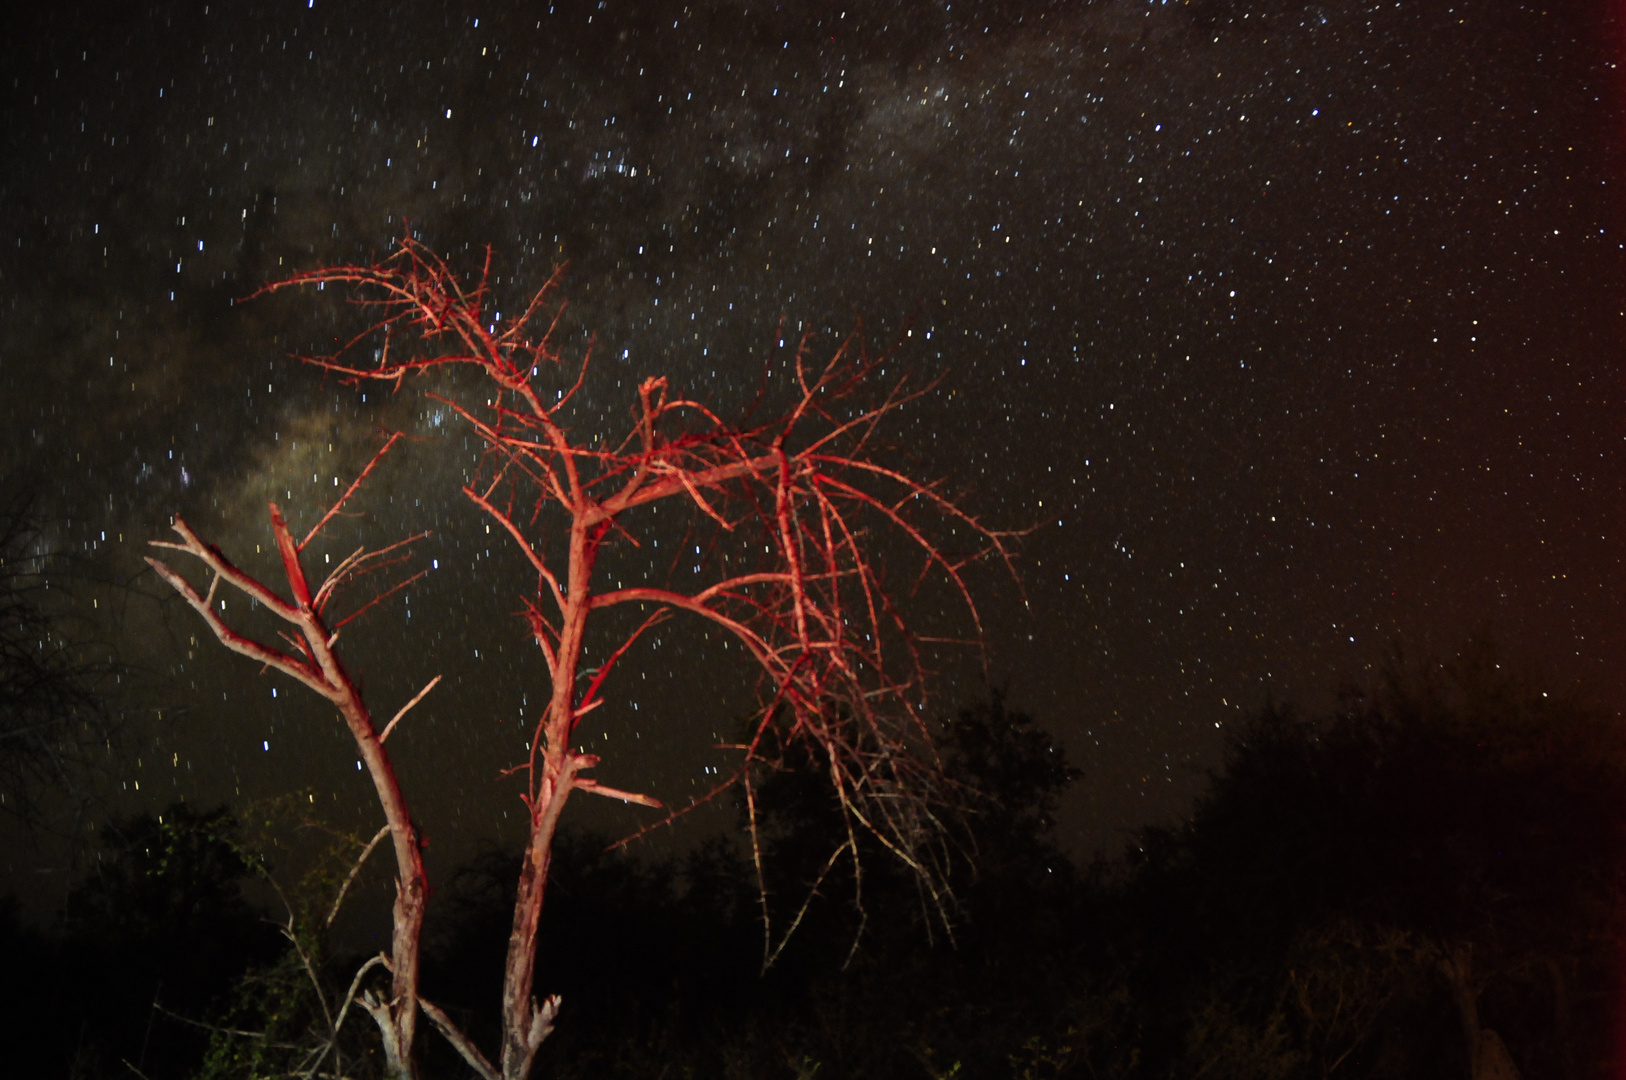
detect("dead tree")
[166,236,1014,1080]
[267,237,1016,1080]
[146,438,437,1080]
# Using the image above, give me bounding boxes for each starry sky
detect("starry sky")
[2,0,1621,884]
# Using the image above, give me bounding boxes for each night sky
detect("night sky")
[2,0,1621,890]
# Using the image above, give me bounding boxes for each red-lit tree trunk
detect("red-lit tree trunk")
[246,236,1016,1080]
[148,446,435,1079]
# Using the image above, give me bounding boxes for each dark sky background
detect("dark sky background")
[2,0,1621,900]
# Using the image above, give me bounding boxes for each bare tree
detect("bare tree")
[0,492,125,838]
[153,236,1015,1080]
[146,441,434,1080]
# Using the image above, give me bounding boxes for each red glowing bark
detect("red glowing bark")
[146,434,433,1079]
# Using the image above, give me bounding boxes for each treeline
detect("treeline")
[5,645,1623,1078]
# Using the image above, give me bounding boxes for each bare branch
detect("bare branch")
[327,825,392,929]
[269,504,317,611]
[331,564,430,632]
[571,609,667,735]
[572,777,663,808]
[152,517,302,620]
[302,431,405,550]
[143,555,325,691]
[380,675,441,745]
[419,997,500,1080]
[150,1001,288,1044]
[307,952,393,1078]
[463,485,565,613]
[762,839,853,971]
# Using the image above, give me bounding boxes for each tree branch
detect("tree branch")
[572,777,662,808]
[327,825,392,928]
[380,675,441,744]
[302,431,405,550]
[419,997,500,1080]
[143,555,325,691]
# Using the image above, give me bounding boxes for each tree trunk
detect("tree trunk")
[1441,943,1523,1080]
[497,521,598,1080]
[1473,1031,1523,1080]
[499,772,567,1080]
[363,726,427,1080]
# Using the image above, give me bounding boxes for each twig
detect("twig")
[419,997,500,1080]
[149,1002,280,1043]
[304,953,391,1079]
[301,432,404,550]
[572,777,662,808]
[379,676,441,745]
[326,825,391,929]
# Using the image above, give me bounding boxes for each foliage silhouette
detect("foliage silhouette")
[1112,642,1626,1078]
[0,491,126,837]
[413,693,1089,1080]
[1,802,280,1079]
[9,644,1620,1079]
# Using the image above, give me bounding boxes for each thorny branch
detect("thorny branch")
[270,237,1019,953]
[181,234,1023,1079]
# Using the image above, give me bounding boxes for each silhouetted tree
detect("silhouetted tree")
[0,802,280,1080]
[725,693,1091,1079]
[1117,642,1626,1079]
[0,492,123,836]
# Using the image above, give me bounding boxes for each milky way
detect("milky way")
[3,0,1620,887]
